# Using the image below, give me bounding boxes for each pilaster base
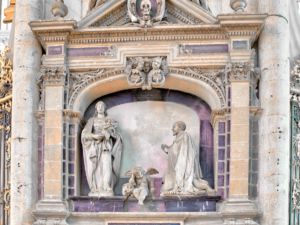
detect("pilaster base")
[33,200,69,225]
[220,199,260,225]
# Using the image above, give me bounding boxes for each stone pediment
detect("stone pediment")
[78,0,217,28]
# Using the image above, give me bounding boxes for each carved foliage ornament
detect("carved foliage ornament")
[128,0,166,27]
[125,56,168,90]
[0,47,12,99]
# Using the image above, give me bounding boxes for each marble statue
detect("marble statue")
[128,0,166,27]
[122,167,159,205]
[161,121,215,196]
[81,101,123,197]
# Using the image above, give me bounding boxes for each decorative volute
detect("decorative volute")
[51,0,68,18]
[230,0,247,12]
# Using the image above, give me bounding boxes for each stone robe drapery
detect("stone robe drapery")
[163,131,207,194]
[81,117,123,196]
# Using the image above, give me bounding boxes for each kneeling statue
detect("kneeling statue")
[161,121,215,196]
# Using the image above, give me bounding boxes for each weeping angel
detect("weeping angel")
[122,167,159,205]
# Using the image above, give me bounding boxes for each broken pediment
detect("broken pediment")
[78,0,217,28]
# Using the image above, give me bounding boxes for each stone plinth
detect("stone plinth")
[69,196,221,213]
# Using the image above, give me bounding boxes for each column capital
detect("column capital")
[225,62,259,82]
[40,66,66,87]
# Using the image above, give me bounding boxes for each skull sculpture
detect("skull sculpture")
[140,0,152,26]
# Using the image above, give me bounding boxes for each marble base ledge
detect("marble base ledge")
[69,196,221,213]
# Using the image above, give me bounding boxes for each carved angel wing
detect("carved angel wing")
[127,0,139,23]
[154,0,165,22]
[146,168,159,176]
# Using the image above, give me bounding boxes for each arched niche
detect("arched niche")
[72,73,224,116]
[79,89,214,196]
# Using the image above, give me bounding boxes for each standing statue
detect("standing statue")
[81,101,123,197]
[122,167,159,205]
[161,121,215,196]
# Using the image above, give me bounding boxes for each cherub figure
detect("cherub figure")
[126,57,145,86]
[122,167,159,205]
[143,57,166,90]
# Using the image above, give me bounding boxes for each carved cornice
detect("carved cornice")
[63,110,82,121]
[30,14,265,49]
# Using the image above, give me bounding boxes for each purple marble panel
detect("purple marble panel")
[227,146,231,158]
[219,122,226,134]
[218,135,225,147]
[218,162,225,173]
[48,46,63,56]
[72,198,124,212]
[70,196,220,212]
[218,175,224,186]
[164,196,220,212]
[126,199,166,212]
[183,44,228,54]
[68,47,112,57]
[218,188,224,198]
[218,149,225,160]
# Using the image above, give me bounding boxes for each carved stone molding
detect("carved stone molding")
[68,67,226,109]
[225,62,252,82]
[292,179,300,211]
[38,66,66,110]
[224,218,259,225]
[291,59,300,100]
[125,56,168,90]
[68,68,124,108]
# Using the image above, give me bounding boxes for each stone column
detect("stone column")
[10,1,42,225]
[258,1,290,225]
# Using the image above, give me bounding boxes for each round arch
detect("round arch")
[71,72,225,115]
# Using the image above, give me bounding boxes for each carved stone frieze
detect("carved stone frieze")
[0,47,12,99]
[224,61,260,106]
[292,179,300,210]
[38,66,66,110]
[125,56,168,90]
[128,0,166,27]
[291,59,300,101]
[68,69,124,108]
[68,67,226,109]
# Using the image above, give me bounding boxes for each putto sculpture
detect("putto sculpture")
[128,0,166,27]
[125,56,168,90]
[161,121,215,196]
[122,167,159,205]
[81,101,123,197]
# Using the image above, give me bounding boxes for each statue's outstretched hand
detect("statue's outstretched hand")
[161,144,169,154]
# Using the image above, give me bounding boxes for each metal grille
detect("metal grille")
[290,101,300,225]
